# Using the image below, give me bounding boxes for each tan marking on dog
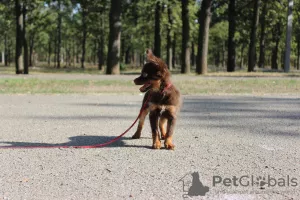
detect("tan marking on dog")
[164,136,175,150]
[132,108,149,139]
[159,117,167,140]
[150,80,161,91]
[149,103,178,113]
[152,131,161,149]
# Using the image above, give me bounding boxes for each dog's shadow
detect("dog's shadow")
[0,135,152,149]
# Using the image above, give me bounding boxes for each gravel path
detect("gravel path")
[0,94,299,200]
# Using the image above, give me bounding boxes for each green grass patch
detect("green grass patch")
[0,78,299,95]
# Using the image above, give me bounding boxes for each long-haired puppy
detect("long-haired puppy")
[132,49,181,150]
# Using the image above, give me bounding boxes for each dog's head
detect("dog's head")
[134,49,170,92]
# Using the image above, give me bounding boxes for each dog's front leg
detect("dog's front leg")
[149,109,161,149]
[132,108,149,139]
[165,112,176,150]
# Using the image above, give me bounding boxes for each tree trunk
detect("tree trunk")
[23,4,28,74]
[271,22,281,70]
[191,42,195,67]
[106,0,122,74]
[166,5,173,70]
[258,1,267,68]
[222,41,226,69]
[140,53,144,66]
[271,40,279,70]
[98,41,102,70]
[154,1,161,57]
[131,52,136,66]
[29,34,35,67]
[54,37,57,67]
[48,37,51,66]
[81,4,87,69]
[15,0,23,74]
[284,0,293,73]
[125,47,130,64]
[98,13,105,70]
[72,39,75,66]
[222,41,226,68]
[297,36,300,70]
[214,50,220,68]
[281,50,285,69]
[98,27,104,71]
[240,44,245,69]
[172,32,176,68]
[1,51,4,65]
[196,0,212,74]
[8,39,11,65]
[227,0,236,72]
[56,0,61,68]
[76,48,79,64]
[181,0,190,74]
[248,0,260,72]
[4,34,8,66]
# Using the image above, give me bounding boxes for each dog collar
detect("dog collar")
[161,82,172,94]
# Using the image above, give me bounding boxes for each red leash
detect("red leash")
[0,83,172,149]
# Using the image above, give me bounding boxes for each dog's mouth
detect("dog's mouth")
[139,82,152,92]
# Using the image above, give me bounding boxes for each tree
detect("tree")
[196,0,212,74]
[56,0,62,68]
[284,0,293,73]
[181,0,190,74]
[154,1,161,57]
[15,0,23,74]
[258,0,267,68]
[80,0,88,69]
[166,2,173,69]
[1,0,298,74]
[23,3,28,74]
[0,1,13,67]
[248,0,260,72]
[227,0,236,72]
[98,13,105,70]
[106,0,122,74]
[271,22,282,70]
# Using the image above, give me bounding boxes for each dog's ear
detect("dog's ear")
[145,48,170,76]
[146,49,157,64]
[146,49,164,69]
[146,49,153,56]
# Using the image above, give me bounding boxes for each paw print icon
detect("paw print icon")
[256,176,267,189]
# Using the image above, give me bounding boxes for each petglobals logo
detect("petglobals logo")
[213,175,298,188]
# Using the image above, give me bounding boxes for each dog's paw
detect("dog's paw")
[132,132,141,139]
[164,140,175,150]
[152,141,161,149]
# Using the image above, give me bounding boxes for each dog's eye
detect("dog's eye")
[142,72,148,77]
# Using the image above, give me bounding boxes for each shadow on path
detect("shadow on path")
[0,135,152,149]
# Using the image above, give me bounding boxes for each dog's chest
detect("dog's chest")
[148,102,175,114]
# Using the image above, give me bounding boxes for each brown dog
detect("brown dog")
[132,49,181,150]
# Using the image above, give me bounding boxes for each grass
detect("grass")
[0,79,134,94]
[0,77,299,95]
[2,63,300,77]
[177,79,300,95]
[0,63,141,75]
[1,64,300,95]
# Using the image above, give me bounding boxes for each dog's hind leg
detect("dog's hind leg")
[132,108,149,139]
[159,116,167,140]
[149,109,161,149]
